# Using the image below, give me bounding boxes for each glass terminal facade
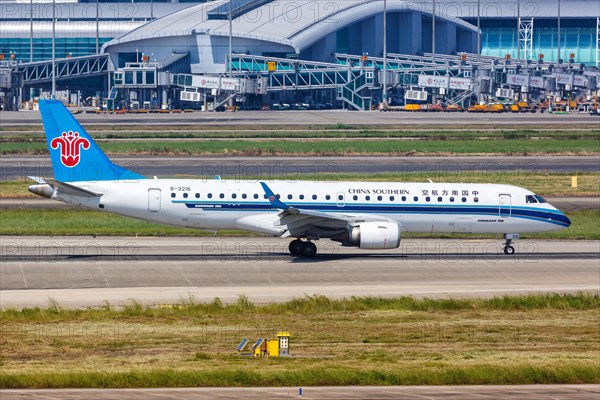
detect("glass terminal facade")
[470,18,599,64]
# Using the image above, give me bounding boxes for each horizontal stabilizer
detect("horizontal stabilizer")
[45,178,101,197]
[27,176,47,184]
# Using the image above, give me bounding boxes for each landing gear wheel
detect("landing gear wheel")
[503,245,515,255]
[289,239,304,256]
[502,234,519,255]
[301,242,317,258]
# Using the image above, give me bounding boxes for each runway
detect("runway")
[2,155,599,181]
[1,237,598,309]
[1,385,598,400]
[2,109,599,127]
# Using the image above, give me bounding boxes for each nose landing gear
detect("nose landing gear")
[503,233,519,255]
[289,239,317,257]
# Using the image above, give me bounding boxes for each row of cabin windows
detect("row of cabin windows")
[171,192,480,203]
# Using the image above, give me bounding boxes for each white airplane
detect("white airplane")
[29,100,571,257]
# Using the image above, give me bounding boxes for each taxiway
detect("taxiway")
[1,237,598,309]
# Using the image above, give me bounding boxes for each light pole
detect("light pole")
[382,0,387,108]
[477,0,481,61]
[29,0,33,62]
[432,0,436,63]
[517,0,520,59]
[228,0,233,77]
[557,0,561,62]
[51,0,56,98]
[96,0,99,53]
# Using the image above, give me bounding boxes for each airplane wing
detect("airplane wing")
[259,182,395,237]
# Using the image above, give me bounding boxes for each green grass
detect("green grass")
[0,209,598,239]
[1,294,598,388]
[1,138,599,156]
[3,129,600,140]
[2,293,598,322]
[2,365,598,388]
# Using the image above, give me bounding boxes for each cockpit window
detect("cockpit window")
[526,195,538,204]
[534,195,547,203]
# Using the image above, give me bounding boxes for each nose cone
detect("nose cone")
[553,210,571,228]
[562,213,572,228]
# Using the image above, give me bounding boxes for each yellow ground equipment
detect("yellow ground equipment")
[237,331,291,357]
[511,101,532,113]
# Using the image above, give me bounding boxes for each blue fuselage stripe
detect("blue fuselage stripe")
[172,201,570,227]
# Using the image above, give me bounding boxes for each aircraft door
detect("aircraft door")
[499,194,511,218]
[336,192,346,207]
[148,189,161,212]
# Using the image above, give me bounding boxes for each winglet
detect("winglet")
[260,182,290,210]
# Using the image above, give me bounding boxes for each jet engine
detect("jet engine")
[336,221,402,250]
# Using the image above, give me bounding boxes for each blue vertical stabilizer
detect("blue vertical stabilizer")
[39,100,146,182]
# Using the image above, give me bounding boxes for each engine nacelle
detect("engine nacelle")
[345,221,402,250]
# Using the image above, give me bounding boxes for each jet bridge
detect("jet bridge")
[229,54,377,110]
[14,54,109,86]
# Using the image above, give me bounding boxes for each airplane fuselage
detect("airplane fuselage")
[42,179,570,237]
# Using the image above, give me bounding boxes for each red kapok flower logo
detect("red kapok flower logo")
[50,131,90,168]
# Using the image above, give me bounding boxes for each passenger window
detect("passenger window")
[183,193,188,199]
[366,196,371,201]
[220,194,225,199]
[438,197,443,202]
[449,197,455,202]
[299,195,304,200]
[390,196,395,201]
[326,195,331,200]
[402,196,406,201]
[338,195,344,201]
[425,196,430,202]
[353,195,358,201]
[195,193,200,199]
[232,194,237,199]
[254,194,259,199]
[462,197,467,202]
[208,193,213,199]
[288,194,293,200]
[414,196,418,202]
[377,196,382,201]
[312,195,317,200]
[242,194,247,199]
[276,194,281,199]
[263,194,268,199]
[171,193,176,198]
[474,197,479,203]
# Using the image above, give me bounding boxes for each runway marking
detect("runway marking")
[99,266,111,288]
[19,263,28,289]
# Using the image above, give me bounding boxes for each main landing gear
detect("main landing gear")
[289,239,317,257]
[503,233,519,255]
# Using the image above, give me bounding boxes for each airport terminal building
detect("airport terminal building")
[1,0,599,110]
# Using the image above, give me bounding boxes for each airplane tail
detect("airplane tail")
[39,100,145,182]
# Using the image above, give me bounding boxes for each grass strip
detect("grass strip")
[3,129,600,140]
[2,365,598,389]
[3,293,599,321]
[1,294,598,388]
[2,173,599,198]
[0,209,598,239]
[1,138,599,156]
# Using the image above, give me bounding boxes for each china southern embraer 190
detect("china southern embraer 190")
[29,100,571,257]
